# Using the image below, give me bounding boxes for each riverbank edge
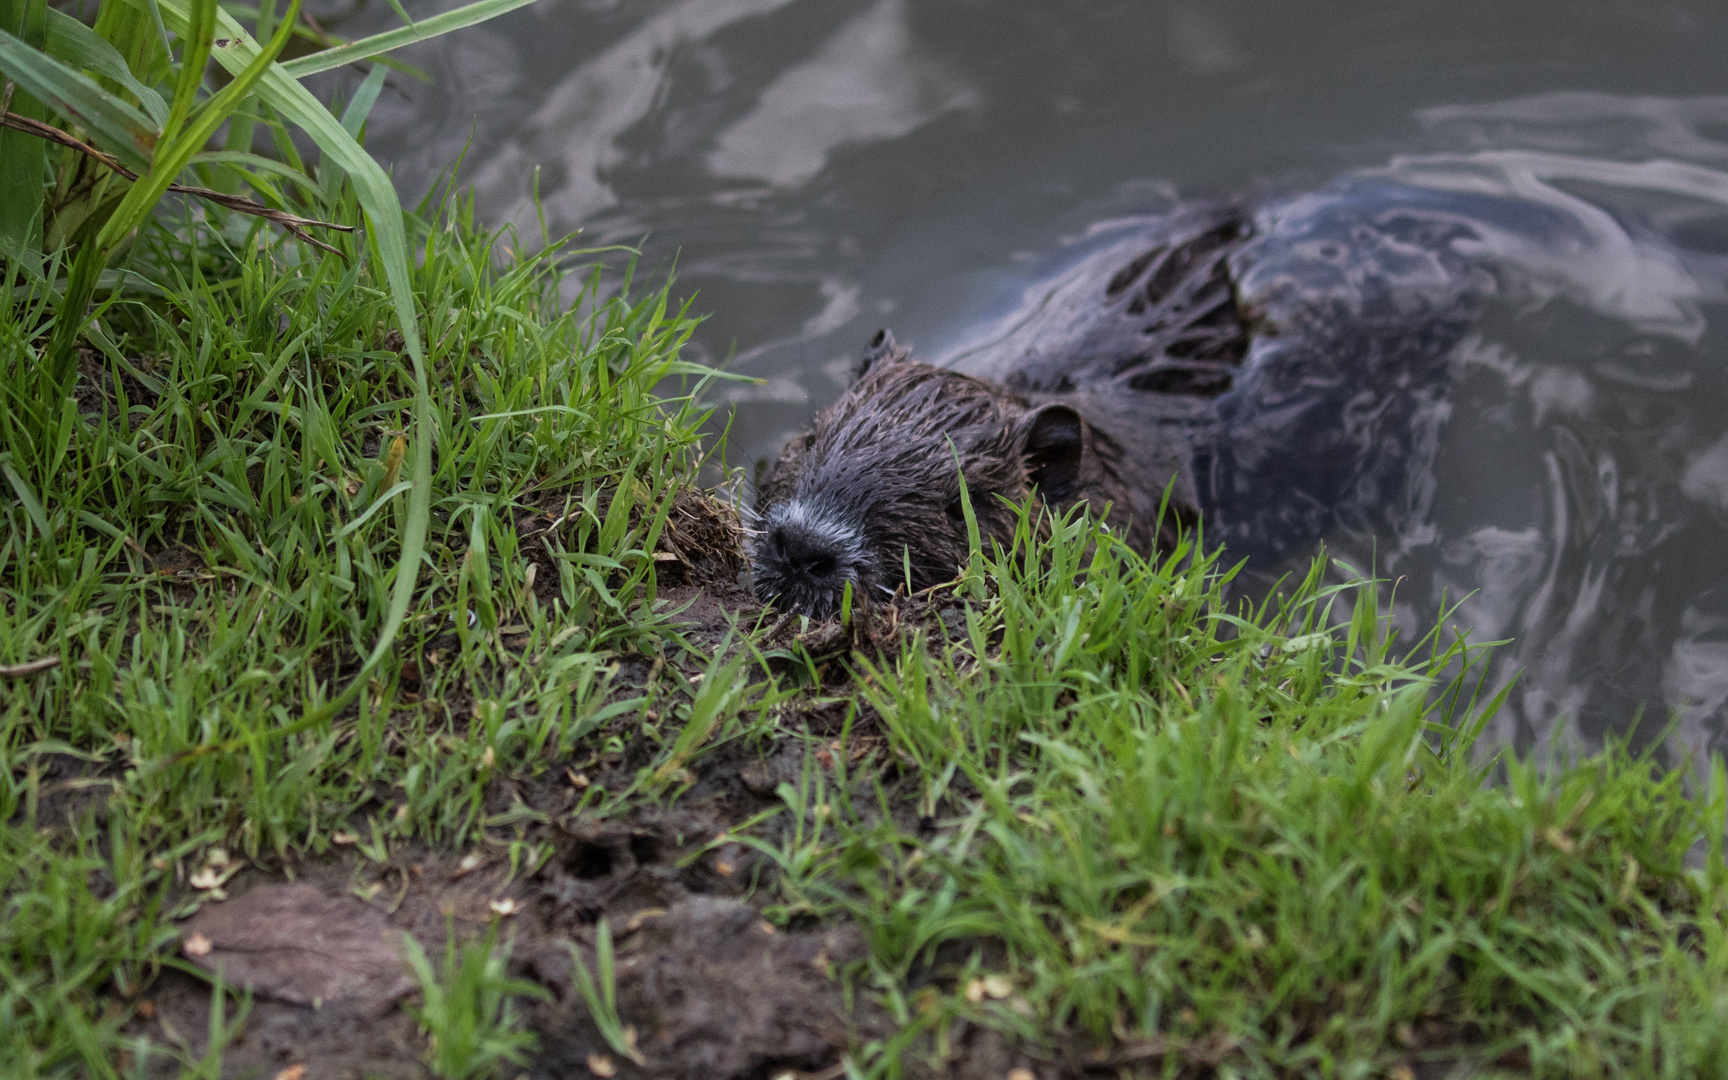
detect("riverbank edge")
[3,205,1725,1079]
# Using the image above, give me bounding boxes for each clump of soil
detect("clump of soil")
[515,486,747,612]
[654,489,748,589]
[527,897,870,1080]
[178,884,416,1010]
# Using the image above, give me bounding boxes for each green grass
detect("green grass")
[0,188,722,1072]
[403,923,547,1079]
[767,504,1728,1077]
[565,918,646,1067]
[3,192,1726,1078]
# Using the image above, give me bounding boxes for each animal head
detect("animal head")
[750,331,1090,618]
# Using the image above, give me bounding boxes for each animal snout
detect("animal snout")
[770,522,844,580]
[750,502,871,617]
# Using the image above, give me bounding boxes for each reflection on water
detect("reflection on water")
[705,0,976,188]
[344,0,1728,760]
[1300,136,1728,759]
[466,0,801,227]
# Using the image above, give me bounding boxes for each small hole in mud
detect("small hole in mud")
[744,1060,829,1080]
[568,841,614,879]
[628,833,661,865]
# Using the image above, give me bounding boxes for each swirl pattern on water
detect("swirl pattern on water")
[1315,101,1728,760]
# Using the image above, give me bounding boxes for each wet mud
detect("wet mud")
[135,771,886,1079]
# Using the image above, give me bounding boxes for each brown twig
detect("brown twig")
[0,655,62,678]
[0,110,355,258]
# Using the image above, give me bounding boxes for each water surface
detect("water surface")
[335,0,1728,759]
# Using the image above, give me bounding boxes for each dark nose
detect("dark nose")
[753,515,860,617]
[770,523,841,581]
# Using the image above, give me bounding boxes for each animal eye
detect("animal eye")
[946,496,967,523]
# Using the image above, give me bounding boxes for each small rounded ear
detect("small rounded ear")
[1021,404,1085,503]
[855,328,909,379]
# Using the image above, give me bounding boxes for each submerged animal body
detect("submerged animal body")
[752,176,1503,616]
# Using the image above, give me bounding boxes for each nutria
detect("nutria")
[750,330,1183,618]
[752,177,1492,617]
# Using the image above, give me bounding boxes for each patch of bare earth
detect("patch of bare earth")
[142,825,883,1080]
[136,776,903,1078]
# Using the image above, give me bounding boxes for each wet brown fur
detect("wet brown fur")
[752,207,1251,615]
[752,341,1177,615]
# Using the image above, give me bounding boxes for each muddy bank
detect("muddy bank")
[141,820,885,1079]
[108,488,1523,1080]
[121,493,927,1080]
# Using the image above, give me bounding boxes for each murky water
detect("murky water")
[337,0,1728,759]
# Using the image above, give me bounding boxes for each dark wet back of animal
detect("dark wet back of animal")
[947,176,1498,564]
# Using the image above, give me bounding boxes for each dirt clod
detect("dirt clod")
[531,897,868,1080]
[178,883,415,1014]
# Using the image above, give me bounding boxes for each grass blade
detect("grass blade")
[186,149,326,198]
[278,0,538,78]
[153,0,212,150]
[339,62,386,137]
[95,0,301,249]
[1,457,51,537]
[0,0,50,258]
[566,922,645,1065]
[43,7,166,125]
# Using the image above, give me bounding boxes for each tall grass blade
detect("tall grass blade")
[152,0,212,150]
[216,0,273,165]
[43,8,167,125]
[339,62,387,136]
[0,0,49,260]
[95,0,300,246]
[319,61,385,195]
[278,0,539,77]
[148,0,436,732]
